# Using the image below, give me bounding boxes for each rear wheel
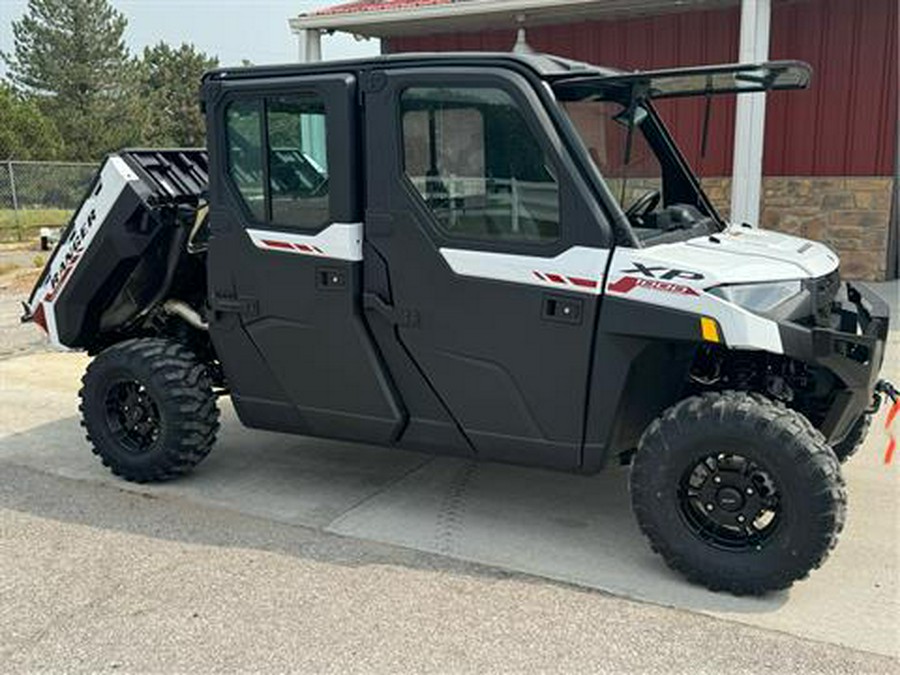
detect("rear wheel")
[80,338,219,482]
[630,391,845,595]
[830,413,871,463]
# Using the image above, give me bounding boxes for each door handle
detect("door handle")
[317,266,347,290]
[363,292,393,318]
[542,294,583,325]
[363,293,420,328]
[211,293,258,317]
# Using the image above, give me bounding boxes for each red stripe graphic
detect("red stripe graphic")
[262,239,294,250]
[607,276,639,293]
[533,271,600,290]
[259,238,325,255]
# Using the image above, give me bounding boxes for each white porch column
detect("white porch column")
[730,0,771,226]
[296,28,322,63]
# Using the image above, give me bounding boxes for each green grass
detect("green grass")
[0,208,72,242]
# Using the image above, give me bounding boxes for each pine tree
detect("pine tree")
[136,42,219,148]
[0,83,64,160]
[2,0,136,160]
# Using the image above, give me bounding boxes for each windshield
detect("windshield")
[561,99,662,213]
[555,83,723,243]
[552,62,810,241]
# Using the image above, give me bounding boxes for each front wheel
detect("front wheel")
[79,338,220,483]
[630,391,846,595]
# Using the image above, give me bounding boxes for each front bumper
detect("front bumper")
[778,282,890,442]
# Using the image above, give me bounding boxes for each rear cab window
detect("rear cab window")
[225,93,329,230]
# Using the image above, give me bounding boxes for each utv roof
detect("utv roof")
[202,51,621,83]
[203,52,810,99]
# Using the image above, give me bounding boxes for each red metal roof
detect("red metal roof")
[313,0,454,16]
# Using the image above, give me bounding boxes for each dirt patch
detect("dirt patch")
[0,245,49,358]
[0,242,47,296]
[0,268,42,296]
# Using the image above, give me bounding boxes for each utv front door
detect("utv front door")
[205,73,402,442]
[363,69,612,468]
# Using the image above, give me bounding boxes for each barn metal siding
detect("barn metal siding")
[388,0,897,177]
[767,0,897,176]
[388,6,740,176]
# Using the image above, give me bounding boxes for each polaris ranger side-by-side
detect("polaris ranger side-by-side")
[24,53,895,595]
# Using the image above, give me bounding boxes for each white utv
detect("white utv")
[23,54,895,595]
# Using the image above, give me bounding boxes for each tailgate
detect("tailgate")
[23,150,208,348]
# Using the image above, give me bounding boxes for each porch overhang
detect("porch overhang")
[289,0,739,39]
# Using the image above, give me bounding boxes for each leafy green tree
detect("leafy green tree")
[0,82,64,160]
[2,0,136,160]
[135,42,219,147]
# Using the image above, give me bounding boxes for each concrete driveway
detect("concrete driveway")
[0,283,897,672]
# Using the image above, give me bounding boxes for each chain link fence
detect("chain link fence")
[0,160,99,243]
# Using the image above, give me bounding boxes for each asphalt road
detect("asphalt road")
[1,464,894,674]
[1,282,898,673]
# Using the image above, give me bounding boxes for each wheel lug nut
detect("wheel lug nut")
[737,515,746,523]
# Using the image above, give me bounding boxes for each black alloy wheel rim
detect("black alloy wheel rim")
[677,452,781,551]
[104,380,161,453]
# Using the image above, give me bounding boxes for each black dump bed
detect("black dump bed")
[24,149,209,349]
[125,149,209,203]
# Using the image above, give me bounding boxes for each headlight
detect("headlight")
[708,280,804,314]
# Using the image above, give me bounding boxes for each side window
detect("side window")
[401,86,559,243]
[226,100,266,222]
[225,93,330,229]
[267,96,329,228]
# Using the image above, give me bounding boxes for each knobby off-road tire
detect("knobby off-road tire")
[630,391,846,595]
[79,338,220,483]
[830,413,871,463]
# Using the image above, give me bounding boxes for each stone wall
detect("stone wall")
[698,177,894,281]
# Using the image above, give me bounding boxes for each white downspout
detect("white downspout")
[730,0,771,226]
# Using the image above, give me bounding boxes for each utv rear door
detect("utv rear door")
[363,67,613,469]
[205,73,402,442]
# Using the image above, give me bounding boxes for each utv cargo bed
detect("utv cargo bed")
[23,149,209,348]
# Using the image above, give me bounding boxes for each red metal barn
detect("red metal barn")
[291,0,898,280]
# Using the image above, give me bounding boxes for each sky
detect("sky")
[0,0,381,74]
